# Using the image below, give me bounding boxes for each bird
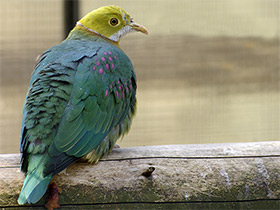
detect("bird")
[17,5,148,208]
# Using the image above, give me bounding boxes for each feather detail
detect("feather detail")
[19,27,137,205]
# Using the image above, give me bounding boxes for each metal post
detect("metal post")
[64,0,79,39]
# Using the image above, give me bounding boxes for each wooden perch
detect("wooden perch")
[0,141,280,209]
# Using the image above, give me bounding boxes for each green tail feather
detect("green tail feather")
[18,170,52,205]
[18,153,53,205]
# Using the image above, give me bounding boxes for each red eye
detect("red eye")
[110,18,118,26]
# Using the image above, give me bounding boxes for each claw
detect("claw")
[45,183,62,210]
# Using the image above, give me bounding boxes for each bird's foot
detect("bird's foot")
[113,144,120,149]
[45,183,62,210]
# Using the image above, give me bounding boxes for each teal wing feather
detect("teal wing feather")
[18,33,136,205]
[53,47,136,158]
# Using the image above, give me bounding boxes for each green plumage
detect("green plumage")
[18,28,137,204]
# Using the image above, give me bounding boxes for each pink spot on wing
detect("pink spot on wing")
[129,79,131,83]
[92,66,96,71]
[110,84,113,89]
[122,91,125,99]
[104,52,107,55]
[108,57,113,62]
[125,82,127,86]
[126,87,129,94]
[116,91,119,99]
[117,81,120,84]
[114,56,117,60]
[96,61,100,66]
[108,51,112,55]
[101,57,106,62]
[130,84,132,89]
[99,68,103,74]
[111,82,114,84]
[111,63,115,69]
[105,89,108,97]
[105,64,109,70]
[119,86,122,90]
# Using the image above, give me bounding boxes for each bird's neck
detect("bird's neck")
[66,23,120,48]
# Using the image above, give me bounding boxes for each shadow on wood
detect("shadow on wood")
[0,141,280,209]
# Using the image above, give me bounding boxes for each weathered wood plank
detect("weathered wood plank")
[105,141,280,159]
[0,141,280,209]
[2,141,280,167]
[2,201,280,210]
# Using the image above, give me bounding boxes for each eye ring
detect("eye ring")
[110,18,119,26]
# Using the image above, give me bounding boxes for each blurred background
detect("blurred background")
[0,0,279,154]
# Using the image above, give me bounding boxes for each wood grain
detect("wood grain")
[0,141,280,209]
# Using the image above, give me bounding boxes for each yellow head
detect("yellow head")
[76,5,148,43]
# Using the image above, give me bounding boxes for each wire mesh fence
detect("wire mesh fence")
[0,0,279,153]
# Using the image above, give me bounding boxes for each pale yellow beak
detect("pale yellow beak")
[130,23,149,35]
